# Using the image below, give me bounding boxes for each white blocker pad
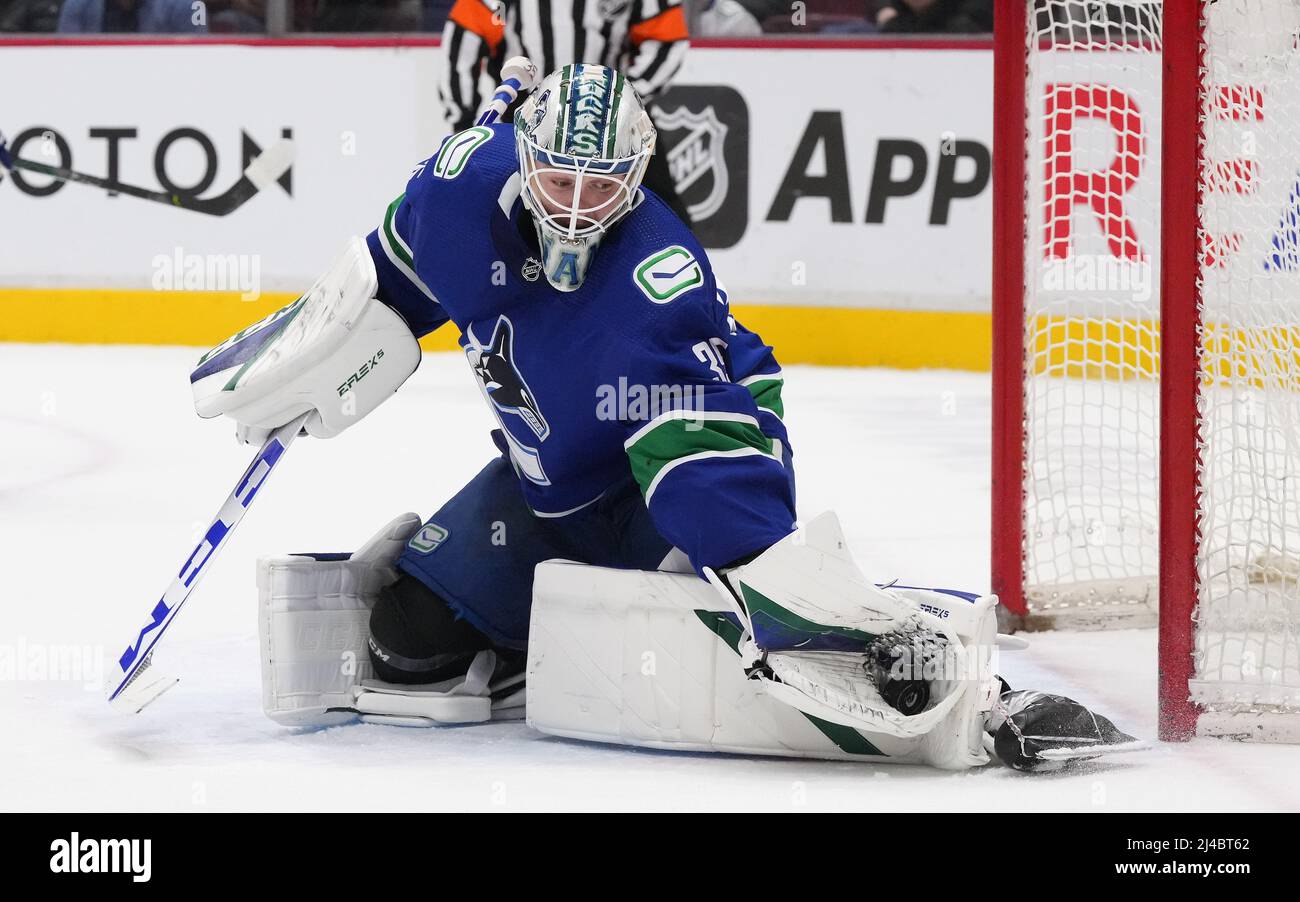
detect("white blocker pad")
[526,562,999,768]
[192,236,421,440]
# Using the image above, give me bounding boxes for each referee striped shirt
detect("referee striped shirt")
[440,0,690,132]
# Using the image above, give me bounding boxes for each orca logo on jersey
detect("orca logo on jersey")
[470,316,550,441]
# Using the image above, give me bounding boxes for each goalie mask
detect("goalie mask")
[514,64,656,292]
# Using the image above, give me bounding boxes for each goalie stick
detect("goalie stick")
[0,132,294,217]
[107,413,310,712]
[107,61,535,714]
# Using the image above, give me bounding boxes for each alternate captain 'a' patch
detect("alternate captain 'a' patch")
[633,246,704,304]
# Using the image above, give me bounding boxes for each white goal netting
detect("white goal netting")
[1020,0,1300,733]
[1022,1,1163,625]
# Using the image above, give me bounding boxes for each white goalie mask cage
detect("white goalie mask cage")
[514,64,657,291]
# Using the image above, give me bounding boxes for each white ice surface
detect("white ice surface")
[1,345,1296,812]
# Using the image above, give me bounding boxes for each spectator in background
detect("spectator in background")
[307,0,421,30]
[0,0,62,31]
[875,0,991,33]
[696,0,883,36]
[206,0,266,32]
[57,0,207,31]
[422,0,454,31]
[696,0,764,35]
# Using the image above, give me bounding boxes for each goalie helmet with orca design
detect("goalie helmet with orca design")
[514,64,656,292]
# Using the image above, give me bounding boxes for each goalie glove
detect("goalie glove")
[704,512,1005,769]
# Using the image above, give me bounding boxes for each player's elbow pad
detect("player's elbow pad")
[190,237,422,440]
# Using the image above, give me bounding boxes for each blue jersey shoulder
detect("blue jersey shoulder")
[404,123,517,214]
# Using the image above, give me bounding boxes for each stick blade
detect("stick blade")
[244,138,295,190]
[107,652,180,714]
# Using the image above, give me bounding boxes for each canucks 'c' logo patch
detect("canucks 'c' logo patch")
[408,523,449,554]
[634,246,704,304]
[470,316,550,440]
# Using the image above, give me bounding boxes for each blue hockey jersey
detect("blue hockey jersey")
[365,123,795,573]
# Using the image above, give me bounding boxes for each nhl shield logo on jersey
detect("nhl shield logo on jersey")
[634,246,704,304]
[468,316,550,440]
[656,105,729,223]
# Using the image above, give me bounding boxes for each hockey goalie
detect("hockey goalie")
[192,62,1140,772]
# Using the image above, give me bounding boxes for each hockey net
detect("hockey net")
[994,0,1300,740]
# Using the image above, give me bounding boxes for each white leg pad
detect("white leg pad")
[257,512,422,726]
[526,561,983,766]
[259,512,526,728]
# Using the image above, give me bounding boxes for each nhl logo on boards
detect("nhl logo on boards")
[658,105,729,222]
[521,257,542,282]
[650,86,748,249]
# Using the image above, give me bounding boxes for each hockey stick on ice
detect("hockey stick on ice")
[107,61,528,713]
[0,132,294,217]
[107,413,310,713]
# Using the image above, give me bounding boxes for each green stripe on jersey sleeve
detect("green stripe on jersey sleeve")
[625,412,777,504]
[744,376,785,420]
[378,194,437,303]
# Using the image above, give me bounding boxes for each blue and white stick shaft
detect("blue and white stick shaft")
[475,56,540,126]
[107,413,310,712]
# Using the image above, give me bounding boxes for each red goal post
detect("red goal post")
[993,1,1300,742]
